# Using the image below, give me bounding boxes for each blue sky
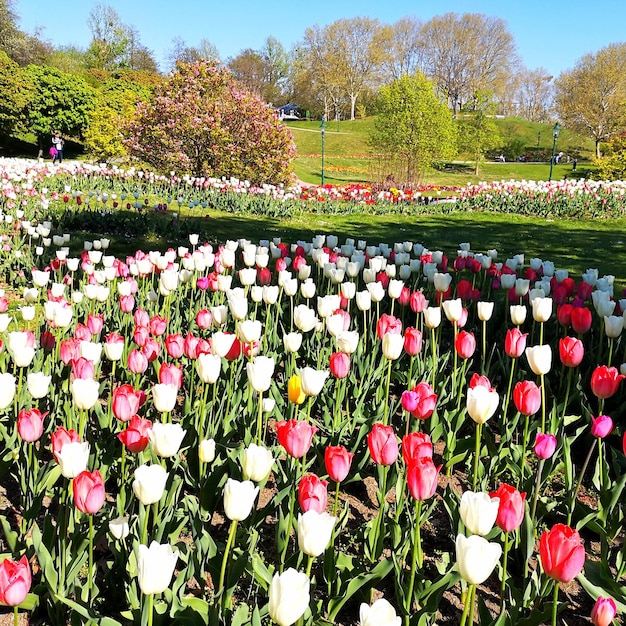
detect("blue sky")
[15,0,626,77]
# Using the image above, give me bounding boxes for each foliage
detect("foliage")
[0,49,33,136]
[370,73,457,182]
[83,75,155,160]
[555,43,626,158]
[22,64,96,143]
[123,60,296,185]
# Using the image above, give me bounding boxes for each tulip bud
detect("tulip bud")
[223,478,259,521]
[297,510,336,557]
[455,534,502,585]
[198,438,216,463]
[137,541,179,595]
[268,568,310,626]
[359,598,401,626]
[242,443,274,481]
[460,491,500,536]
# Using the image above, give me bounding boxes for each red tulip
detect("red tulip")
[118,416,152,453]
[367,423,399,466]
[403,327,423,356]
[165,333,185,359]
[195,309,213,330]
[183,333,201,359]
[407,382,437,420]
[74,323,91,341]
[0,555,31,606]
[17,408,46,442]
[51,427,81,462]
[591,414,613,439]
[276,419,318,459]
[119,294,135,313]
[590,366,625,399]
[504,328,528,359]
[112,384,144,422]
[376,313,402,339]
[59,338,80,365]
[258,267,272,285]
[402,432,433,464]
[127,349,148,374]
[539,523,585,582]
[142,338,161,362]
[71,357,95,380]
[559,337,584,367]
[324,445,354,482]
[134,308,149,327]
[86,313,104,336]
[329,352,350,379]
[406,457,441,500]
[469,373,493,390]
[73,470,106,514]
[410,290,427,313]
[557,303,573,328]
[40,330,56,352]
[455,330,476,359]
[591,596,617,626]
[298,474,328,513]
[159,362,183,389]
[490,483,526,532]
[149,315,167,336]
[133,325,149,347]
[570,306,592,334]
[534,433,557,459]
[513,380,541,416]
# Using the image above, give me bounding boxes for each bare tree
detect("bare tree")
[420,12,517,115]
[379,16,425,81]
[512,68,554,122]
[166,36,220,72]
[85,4,131,70]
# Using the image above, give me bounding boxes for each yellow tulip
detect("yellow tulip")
[288,374,306,405]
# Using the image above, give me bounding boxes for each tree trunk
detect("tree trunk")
[350,94,357,121]
[596,139,602,159]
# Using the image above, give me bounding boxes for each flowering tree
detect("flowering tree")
[124,60,296,185]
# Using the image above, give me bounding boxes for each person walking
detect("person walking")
[51,132,64,164]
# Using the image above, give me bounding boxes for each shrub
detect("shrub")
[123,60,296,185]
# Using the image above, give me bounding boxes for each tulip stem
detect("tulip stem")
[141,503,150,545]
[256,390,263,446]
[540,374,546,433]
[568,441,595,525]
[530,459,545,522]
[501,357,516,425]
[305,554,314,578]
[472,423,482,491]
[459,583,476,626]
[500,531,509,612]
[332,481,340,519]
[218,519,238,608]
[561,368,573,421]
[551,582,559,626]
[405,499,423,616]
[88,514,94,606]
[383,359,392,425]
[430,327,437,389]
[13,606,18,626]
[142,591,154,626]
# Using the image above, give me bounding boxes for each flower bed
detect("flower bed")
[0,159,624,625]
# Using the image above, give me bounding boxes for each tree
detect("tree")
[420,13,517,115]
[370,73,457,182]
[23,64,96,152]
[166,37,220,72]
[259,37,289,104]
[228,49,266,96]
[302,17,387,120]
[456,92,501,174]
[85,4,131,71]
[592,131,626,179]
[379,16,425,81]
[510,68,553,122]
[124,60,296,185]
[0,50,33,136]
[555,43,626,158]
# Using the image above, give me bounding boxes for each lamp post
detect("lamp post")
[320,115,326,185]
[548,122,561,181]
[536,131,541,162]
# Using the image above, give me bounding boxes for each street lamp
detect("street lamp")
[320,115,326,185]
[536,131,541,162]
[548,122,561,181]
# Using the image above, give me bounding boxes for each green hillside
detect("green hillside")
[286,117,596,186]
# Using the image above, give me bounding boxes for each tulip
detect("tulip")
[293,304,318,332]
[324,445,354,482]
[197,353,221,384]
[283,332,303,353]
[504,328,527,358]
[242,443,274,481]
[0,555,31,606]
[591,596,617,626]
[571,306,592,333]
[489,484,526,532]
[513,380,541,416]
[151,383,178,413]
[158,363,182,388]
[604,315,624,338]
[534,433,557,459]
[405,382,437,421]
[268,568,310,626]
[406,457,441,500]
[382,332,404,360]
[403,327,422,356]
[531,296,553,322]
[198,438,216,463]
[402,432,433,464]
[591,414,613,439]
[460,490,500,536]
[455,330,476,359]
[329,352,350,379]
[26,372,51,399]
[298,474,328,513]
[238,319,262,344]
[56,441,90,478]
[359,598,401,626]
[112,384,143,422]
[287,375,306,405]
[466,386,499,425]
[368,423,399,466]
[137,541,179,595]
[17,408,45,442]
[118,416,152,453]
[73,469,106,514]
[223,478,259,521]
[132,464,169,505]
[455,534,502,585]
[525,344,552,375]
[299,366,329,396]
[109,516,130,540]
[442,298,463,322]
[276,419,317,458]
[539,523,585,583]
[509,304,527,326]
[590,365,624,400]
[0,373,16,410]
[127,349,148,374]
[246,356,275,392]
[559,336,584,367]
[104,333,124,361]
[377,314,402,339]
[149,422,185,458]
[297,510,336,557]
[423,306,441,329]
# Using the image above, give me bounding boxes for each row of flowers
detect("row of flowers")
[0,161,624,626]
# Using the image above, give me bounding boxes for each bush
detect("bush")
[124,60,296,185]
